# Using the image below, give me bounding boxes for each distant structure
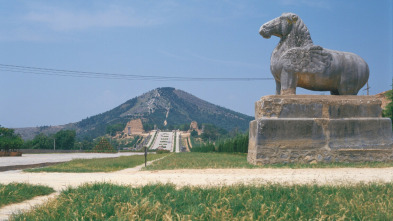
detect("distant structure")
[123,119,144,136]
[188,121,202,135]
[375,91,390,110]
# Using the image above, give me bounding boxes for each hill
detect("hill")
[15,87,253,140]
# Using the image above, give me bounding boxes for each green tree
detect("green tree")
[74,140,95,150]
[31,133,53,149]
[190,130,198,137]
[383,89,393,122]
[106,123,125,136]
[200,124,227,141]
[0,126,23,152]
[93,137,116,153]
[179,123,189,131]
[143,123,154,131]
[54,130,76,150]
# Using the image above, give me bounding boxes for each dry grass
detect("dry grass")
[11,182,393,220]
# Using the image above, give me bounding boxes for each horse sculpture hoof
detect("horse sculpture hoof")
[281,88,296,95]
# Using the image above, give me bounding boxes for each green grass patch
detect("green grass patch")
[25,154,168,173]
[145,152,256,170]
[11,182,393,220]
[0,183,54,208]
[145,152,393,170]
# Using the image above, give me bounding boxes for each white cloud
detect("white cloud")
[24,5,163,31]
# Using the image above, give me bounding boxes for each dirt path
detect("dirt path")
[1,167,393,192]
[0,192,59,221]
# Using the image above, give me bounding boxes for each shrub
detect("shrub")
[92,137,116,153]
[383,89,393,122]
[156,149,170,154]
[191,133,249,153]
[0,126,23,152]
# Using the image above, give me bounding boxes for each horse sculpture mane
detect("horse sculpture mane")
[284,17,312,47]
[260,13,369,95]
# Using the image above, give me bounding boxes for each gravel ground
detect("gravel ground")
[1,167,393,192]
[1,153,393,190]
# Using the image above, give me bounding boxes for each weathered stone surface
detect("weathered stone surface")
[123,119,144,135]
[259,13,369,95]
[248,95,393,165]
[328,118,393,149]
[255,95,382,119]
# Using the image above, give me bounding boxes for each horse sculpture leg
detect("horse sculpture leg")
[280,69,297,95]
[275,79,281,95]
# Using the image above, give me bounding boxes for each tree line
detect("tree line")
[0,126,81,151]
[191,133,249,153]
[24,130,77,150]
[0,126,23,152]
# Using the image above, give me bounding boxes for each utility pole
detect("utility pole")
[363,81,370,95]
[367,82,370,95]
[53,138,56,151]
[144,146,147,167]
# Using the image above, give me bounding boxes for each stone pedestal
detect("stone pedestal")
[247,95,393,164]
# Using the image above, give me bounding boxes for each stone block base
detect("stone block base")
[248,95,393,164]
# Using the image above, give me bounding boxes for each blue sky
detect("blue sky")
[0,0,392,128]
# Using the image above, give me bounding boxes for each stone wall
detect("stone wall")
[248,95,393,165]
[123,119,144,135]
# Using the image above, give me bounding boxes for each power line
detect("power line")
[0,63,274,82]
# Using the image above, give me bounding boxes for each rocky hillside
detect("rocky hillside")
[15,87,253,140]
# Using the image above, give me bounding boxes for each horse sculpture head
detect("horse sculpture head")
[259,13,300,39]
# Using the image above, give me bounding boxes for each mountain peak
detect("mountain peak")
[16,87,253,140]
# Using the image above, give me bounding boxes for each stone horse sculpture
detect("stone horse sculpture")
[259,13,369,95]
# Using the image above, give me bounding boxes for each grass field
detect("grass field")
[11,182,393,220]
[0,183,54,208]
[23,152,393,173]
[145,152,257,170]
[145,152,393,170]
[25,153,169,173]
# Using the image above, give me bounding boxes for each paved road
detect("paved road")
[0,152,143,168]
